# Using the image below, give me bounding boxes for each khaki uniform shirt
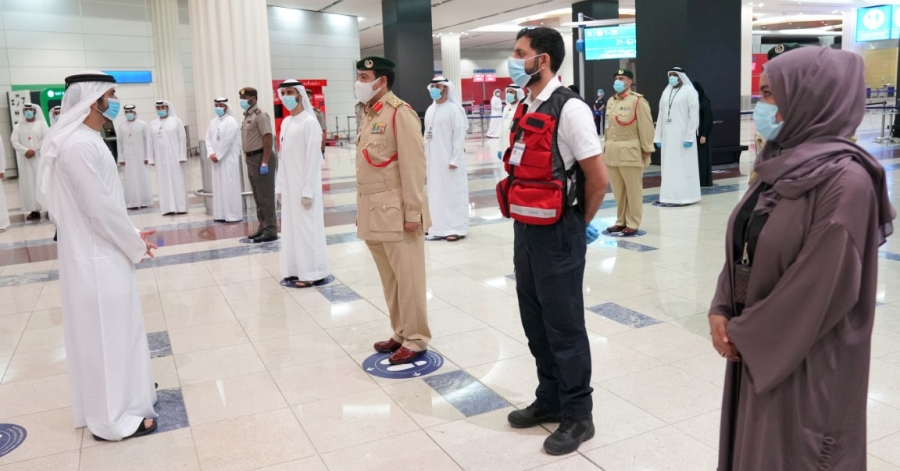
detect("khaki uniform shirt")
[355,92,428,242]
[313,108,327,132]
[241,104,273,153]
[603,92,655,167]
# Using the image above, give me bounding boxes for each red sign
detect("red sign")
[473,74,484,83]
[484,74,497,82]
[299,79,328,87]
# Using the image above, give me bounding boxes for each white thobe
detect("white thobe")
[206,115,243,222]
[10,120,48,213]
[148,117,188,214]
[425,102,469,237]
[54,124,157,441]
[116,120,154,208]
[275,113,329,281]
[655,86,701,205]
[486,95,504,138]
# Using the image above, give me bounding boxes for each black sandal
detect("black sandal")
[445,235,465,242]
[93,418,158,441]
[294,280,320,288]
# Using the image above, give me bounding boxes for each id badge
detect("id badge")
[509,141,525,166]
[733,263,752,305]
[666,118,673,123]
[425,131,433,141]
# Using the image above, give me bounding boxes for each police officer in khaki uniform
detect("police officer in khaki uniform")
[604,69,655,236]
[239,87,278,242]
[355,56,431,365]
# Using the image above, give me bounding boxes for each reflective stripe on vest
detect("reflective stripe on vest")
[510,204,557,219]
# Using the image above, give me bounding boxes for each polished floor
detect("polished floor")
[1,116,900,470]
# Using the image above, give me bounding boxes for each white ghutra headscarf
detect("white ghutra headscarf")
[427,76,461,105]
[37,70,117,222]
[277,80,315,121]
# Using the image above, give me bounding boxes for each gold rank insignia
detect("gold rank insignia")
[618,69,624,74]
[365,59,374,68]
[371,122,387,134]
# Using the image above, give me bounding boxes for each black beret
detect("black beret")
[614,69,635,80]
[767,43,802,61]
[357,56,396,70]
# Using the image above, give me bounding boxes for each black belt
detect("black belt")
[245,148,264,157]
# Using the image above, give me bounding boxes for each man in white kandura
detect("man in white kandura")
[149,99,188,215]
[11,103,49,221]
[36,71,159,441]
[206,97,243,223]
[654,66,701,206]
[500,84,526,157]
[275,80,329,288]
[486,88,504,138]
[425,77,470,242]
[116,105,153,209]
[50,106,61,126]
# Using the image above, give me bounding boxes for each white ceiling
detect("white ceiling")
[266,0,899,51]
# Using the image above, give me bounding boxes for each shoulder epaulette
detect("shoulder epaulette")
[254,109,262,115]
[385,95,404,108]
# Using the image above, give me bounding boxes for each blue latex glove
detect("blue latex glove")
[260,163,269,175]
[497,151,503,161]
[654,142,661,149]
[683,141,693,148]
[585,223,600,244]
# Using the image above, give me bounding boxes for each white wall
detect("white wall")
[0,0,162,175]
[436,49,512,79]
[268,6,360,136]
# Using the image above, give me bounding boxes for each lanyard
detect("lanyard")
[667,86,682,120]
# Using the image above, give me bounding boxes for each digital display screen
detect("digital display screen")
[856,5,893,42]
[584,24,636,60]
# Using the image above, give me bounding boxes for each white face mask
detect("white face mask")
[355,79,382,104]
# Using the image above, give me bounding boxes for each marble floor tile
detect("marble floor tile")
[143,309,168,334]
[609,323,710,363]
[0,333,21,357]
[239,309,321,341]
[0,374,70,419]
[147,331,172,358]
[465,355,540,406]
[270,355,378,405]
[192,408,316,471]
[428,306,490,337]
[429,327,530,369]
[252,330,347,370]
[304,299,387,329]
[600,366,722,424]
[0,450,80,471]
[0,313,29,336]
[167,320,250,354]
[870,432,900,467]
[254,456,329,471]
[457,295,522,326]
[155,273,218,294]
[1,347,67,384]
[526,455,602,470]
[383,378,467,428]
[870,360,900,410]
[582,426,719,471]
[155,388,190,433]
[320,430,462,471]
[163,302,236,330]
[181,371,288,425]
[293,389,419,454]
[423,369,511,417]
[151,355,180,391]
[80,427,200,471]
[0,356,9,381]
[160,286,226,310]
[429,280,510,306]
[614,291,708,322]
[174,343,265,386]
[228,293,306,319]
[869,399,900,443]
[0,408,82,467]
[673,409,722,451]
[871,455,900,470]
[588,336,664,383]
[586,303,662,329]
[425,407,563,471]
[325,319,391,355]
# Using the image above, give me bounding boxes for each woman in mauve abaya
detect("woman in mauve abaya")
[708,47,895,470]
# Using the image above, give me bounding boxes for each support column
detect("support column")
[560,32,575,89]
[572,0,620,102]
[187,0,274,138]
[819,36,835,47]
[383,0,435,115]
[440,33,462,98]
[741,5,753,104]
[842,10,864,56]
[636,0,742,165]
[150,0,187,119]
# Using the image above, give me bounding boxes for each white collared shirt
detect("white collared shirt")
[522,77,603,170]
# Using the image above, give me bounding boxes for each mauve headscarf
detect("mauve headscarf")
[754,46,894,244]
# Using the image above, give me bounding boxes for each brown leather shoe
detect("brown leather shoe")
[621,227,638,236]
[374,338,402,353]
[606,225,626,233]
[388,347,426,365]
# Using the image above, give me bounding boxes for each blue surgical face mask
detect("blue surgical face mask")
[102,98,121,121]
[126,112,136,121]
[506,92,516,104]
[214,107,226,117]
[753,102,784,141]
[668,76,680,87]
[429,87,443,101]
[157,109,168,118]
[281,95,298,111]
[613,80,626,94]
[507,55,541,88]
[23,110,35,119]
[240,99,250,110]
